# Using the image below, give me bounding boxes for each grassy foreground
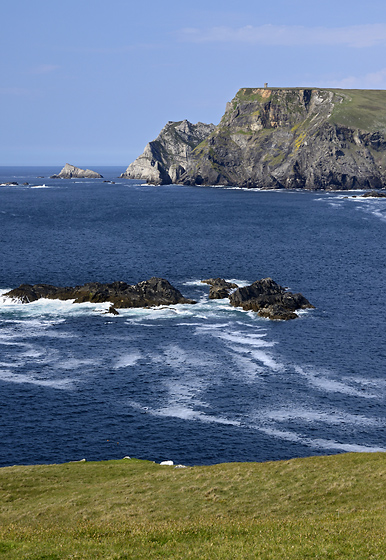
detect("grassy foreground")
[1,453,386,559]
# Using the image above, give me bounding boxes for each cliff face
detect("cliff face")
[120,120,215,184]
[125,88,386,190]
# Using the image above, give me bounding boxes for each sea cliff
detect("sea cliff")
[123,88,386,190]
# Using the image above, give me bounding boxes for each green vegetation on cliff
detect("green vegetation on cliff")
[122,87,386,189]
[1,453,386,558]
[329,89,386,132]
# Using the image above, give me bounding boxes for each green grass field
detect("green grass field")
[1,453,386,559]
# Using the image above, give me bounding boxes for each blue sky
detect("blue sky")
[2,0,386,167]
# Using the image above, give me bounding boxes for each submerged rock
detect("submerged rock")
[4,278,196,308]
[50,163,103,179]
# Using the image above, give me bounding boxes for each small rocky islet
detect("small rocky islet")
[5,277,314,320]
[202,277,314,320]
[50,163,103,179]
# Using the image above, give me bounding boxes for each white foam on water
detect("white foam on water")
[154,344,215,370]
[248,349,283,372]
[113,351,142,369]
[0,369,76,390]
[216,332,274,347]
[0,294,112,318]
[307,439,386,453]
[258,426,386,453]
[150,404,241,426]
[261,407,379,427]
[19,346,45,359]
[55,358,99,370]
[230,354,264,380]
[295,365,378,399]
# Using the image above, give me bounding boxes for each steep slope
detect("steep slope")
[124,88,386,190]
[120,120,215,184]
[180,88,386,189]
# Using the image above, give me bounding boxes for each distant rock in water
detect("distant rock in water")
[50,163,103,179]
[4,278,196,308]
[202,277,314,320]
[120,120,215,185]
[0,182,18,186]
[124,88,386,190]
[360,190,386,198]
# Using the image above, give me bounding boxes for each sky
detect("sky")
[2,0,386,167]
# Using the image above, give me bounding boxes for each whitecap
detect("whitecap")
[150,404,241,426]
[260,407,379,427]
[0,369,75,390]
[294,365,377,398]
[257,426,386,452]
[113,352,142,369]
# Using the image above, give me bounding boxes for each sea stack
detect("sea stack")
[51,163,103,179]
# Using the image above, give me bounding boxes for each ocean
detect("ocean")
[0,166,385,467]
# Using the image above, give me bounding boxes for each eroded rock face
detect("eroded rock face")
[229,278,314,319]
[202,277,314,320]
[124,88,386,190]
[120,120,215,185]
[4,278,196,308]
[51,163,103,179]
[202,278,238,299]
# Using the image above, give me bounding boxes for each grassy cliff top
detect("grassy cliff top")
[1,452,386,558]
[234,87,386,132]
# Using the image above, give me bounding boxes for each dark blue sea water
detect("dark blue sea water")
[0,166,385,467]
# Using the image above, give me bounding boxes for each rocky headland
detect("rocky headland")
[120,120,215,184]
[202,277,314,320]
[4,278,196,310]
[124,88,386,190]
[51,163,103,179]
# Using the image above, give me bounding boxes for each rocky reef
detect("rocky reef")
[202,277,314,320]
[120,120,215,185]
[360,190,386,197]
[126,88,386,190]
[4,278,196,309]
[51,163,103,179]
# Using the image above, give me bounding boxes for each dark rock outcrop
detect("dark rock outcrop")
[4,278,196,308]
[202,277,314,320]
[360,190,386,197]
[120,120,215,185]
[125,88,386,190]
[229,278,314,320]
[51,163,103,179]
[0,182,18,186]
[202,278,238,299]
